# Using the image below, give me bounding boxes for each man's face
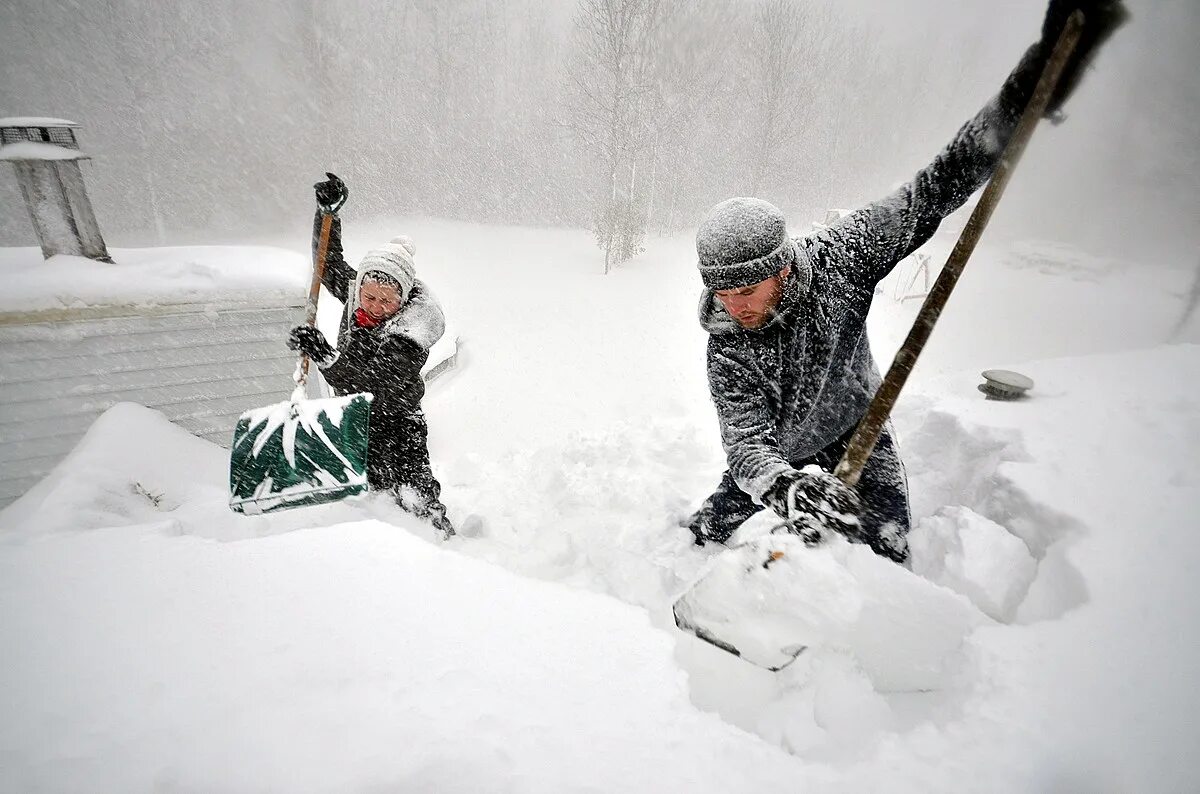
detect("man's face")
[715,266,790,329]
[360,281,403,321]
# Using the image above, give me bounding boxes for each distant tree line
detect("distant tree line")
[3,0,1194,269]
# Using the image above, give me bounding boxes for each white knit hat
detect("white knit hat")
[344,236,418,335]
[353,235,416,301]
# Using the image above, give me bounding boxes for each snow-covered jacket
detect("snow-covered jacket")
[311,212,445,418]
[703,44,1047,501]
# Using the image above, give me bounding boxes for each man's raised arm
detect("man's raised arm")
[824,0,1127,288]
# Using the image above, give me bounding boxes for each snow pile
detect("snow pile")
[908,506,1038,621]
[0,515,812,792]
[0,245,307,312]
[0,403,366,543]
[0,402,230,536]
[676,532,986,690]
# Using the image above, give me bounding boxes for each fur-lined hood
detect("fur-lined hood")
[344,278,445,351]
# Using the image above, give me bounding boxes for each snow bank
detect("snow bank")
[0,245,307,312]
[676,532,987,690]
[908,506,1038,621]
[0,402,230,535]
[0,519,816,792]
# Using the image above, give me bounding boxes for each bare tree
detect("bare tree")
[745,0,805,195]
[567,0,678,272]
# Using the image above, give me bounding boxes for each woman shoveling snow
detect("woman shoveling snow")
[288,173,455,538]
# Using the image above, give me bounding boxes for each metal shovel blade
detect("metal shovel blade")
[672,536,816,671]
[673,596,806,672]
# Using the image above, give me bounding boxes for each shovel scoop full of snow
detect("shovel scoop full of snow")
[228,393,372,514]
[673,534,986,689]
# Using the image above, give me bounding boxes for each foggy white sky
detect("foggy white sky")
[0,0,1195,265]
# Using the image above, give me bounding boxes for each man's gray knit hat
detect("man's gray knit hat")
[696,197,798,290]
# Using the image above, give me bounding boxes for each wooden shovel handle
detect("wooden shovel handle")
[834,12,1085,486]
[297,211,334,388]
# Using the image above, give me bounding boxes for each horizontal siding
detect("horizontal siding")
[0,450,70,505]
[0,373,295,451]
[0,474,41,505]
[0,413,97,447]
[2,368,293,425]
[165,411,264,441]
[0,305,302,360]
[158,392,297,426]
[1,330,296,385]
[1,356,298,413]
[0,449,71,482]
[2,320,299,369]
[197,429,232,446]
[0,304,302,508]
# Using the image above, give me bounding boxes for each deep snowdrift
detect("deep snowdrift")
[2,223,1198,791]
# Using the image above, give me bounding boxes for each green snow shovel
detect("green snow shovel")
[228,211,373,514]
[674,11,1093,671]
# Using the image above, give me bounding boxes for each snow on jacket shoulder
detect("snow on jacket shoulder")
[320,281,444,418]
[376,280,445,352]
[703,42,1047,501]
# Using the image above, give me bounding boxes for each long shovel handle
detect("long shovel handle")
[833,12,1085,487]
[297,211,335,388]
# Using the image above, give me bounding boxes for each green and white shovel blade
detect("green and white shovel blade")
[228,392,373,515]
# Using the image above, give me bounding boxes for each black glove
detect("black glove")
[1039,0,1129,119]
[314,171,348,214]
[287,325,337,367]
[763,466,863,546]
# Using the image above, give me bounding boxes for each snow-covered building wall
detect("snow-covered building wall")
[0,246,308,507]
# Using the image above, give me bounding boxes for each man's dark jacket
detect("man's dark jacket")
[702,44,1047,501]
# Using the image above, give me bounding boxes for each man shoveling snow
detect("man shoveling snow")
[684,0,1127,562]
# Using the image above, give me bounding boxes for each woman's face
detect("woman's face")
[359,280,403,321]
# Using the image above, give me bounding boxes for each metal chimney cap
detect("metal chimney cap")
[979,369,1034,400]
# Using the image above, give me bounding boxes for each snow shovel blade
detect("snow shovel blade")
[228,392,373,515]
[673,536,812,671]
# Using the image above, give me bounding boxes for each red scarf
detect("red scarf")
[354,307,381,329]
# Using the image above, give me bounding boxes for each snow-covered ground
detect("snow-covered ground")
[2,220,1198,791]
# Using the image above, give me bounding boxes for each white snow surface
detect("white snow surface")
[0,117,78,127]
[0,245,307,312]
[2,221,1199,791]
[0,141,86,161]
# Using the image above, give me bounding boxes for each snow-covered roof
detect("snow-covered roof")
[0,117,79,128]
[0,141,87,162]
[0,245,309,314]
